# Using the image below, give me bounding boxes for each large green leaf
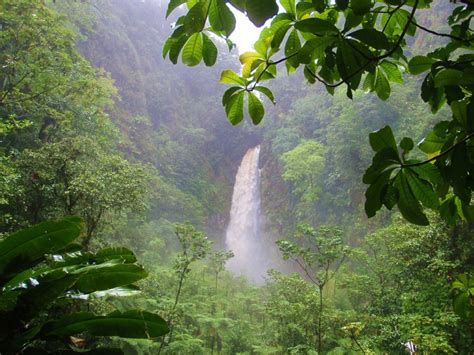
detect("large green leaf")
[73,263,148,294]
[350,0,371,15]
[0,217,83,274]
[202,33,218,66]
[380,60,403,84]
[270,20,292,49]
[280,0,296,15]
[295,18,339,35]
[209,0,236,36]
[408,55,436,75]
[248,92,264,124]
[369,125,398,153]
[336,39,362,87]
[395,173,430,225]
[285,29,301,68]
[42,310,169,338]
[434,69,474,88]
[169,34,189,64]
[220,69,246,85]
[375,68,391,100]
[225,91,245,125]
[349,29,390,50]
[254,86,275,104]
[222,86,243,106]
[184,1,208,34]
[166,0,187,17]
[365,169,393,218]
[418,130,447,154]
[411,164,443,185]
[297,37,335,64]
[406,170,439,209]
[245,0,279,27]
[182,33,203,66]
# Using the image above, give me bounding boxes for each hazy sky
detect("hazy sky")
[229,9,262,53]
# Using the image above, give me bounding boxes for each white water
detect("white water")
[225,145,268,283]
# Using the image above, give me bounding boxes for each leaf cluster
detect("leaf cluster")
[0,217,168,354]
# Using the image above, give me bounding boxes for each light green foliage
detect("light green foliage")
[339,216,474,353]
[3,137,147,247]
[0,0,116,141]
[208,249,234,289]
[159,223,212,353]
[0,217,168,353]
[174,222,212,272]
[264,270,321,351]
[277,224,349,353]
[451,273,474,319]
[281,140,326,221]
[278,224,348,288]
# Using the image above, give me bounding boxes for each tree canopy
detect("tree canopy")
[163,0,474,227]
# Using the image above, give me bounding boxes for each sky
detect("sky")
[229,8,262,53]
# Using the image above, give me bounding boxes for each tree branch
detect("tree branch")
[402,132,474,168]
[413,21,473,44]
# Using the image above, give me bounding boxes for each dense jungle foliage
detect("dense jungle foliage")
[0,0,473,354]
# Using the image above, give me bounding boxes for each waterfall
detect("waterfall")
[225,145,267,283]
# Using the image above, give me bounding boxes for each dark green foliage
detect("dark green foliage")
[0,218,168,354]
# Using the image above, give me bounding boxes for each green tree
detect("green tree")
[281,140,326,222]
[158,222,212,354]
[2,137,147,248]
[340,216,474,353]
[163,0,474,226]
[0,0,116,146]
[277,224,349,353]
[208,249,234,290]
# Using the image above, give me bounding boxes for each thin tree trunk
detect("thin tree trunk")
[318,285,323,354]
[158,265,188,354]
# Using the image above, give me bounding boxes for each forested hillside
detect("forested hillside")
[0,0,473,354]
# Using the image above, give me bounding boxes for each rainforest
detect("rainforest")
[0,0,473,354]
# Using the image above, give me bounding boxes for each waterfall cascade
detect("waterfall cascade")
[225,145,269,283]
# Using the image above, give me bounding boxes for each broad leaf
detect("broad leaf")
[225,91,245,125]
[184,1,208,34]
[42,310,169,338]
[375,69,391,100]
[350,0,371,15]
[166,0,187,17]
[418,130,447,154]
[280,0,296,15]
[220,69,246,85]
[254,86,275,104]
[298,37,335,64]
[209,0,236,36]
[202,33,218,66]
[182,33,203,66]
[380,60,403,84]
[349,29,390,50]
[73,263,148,294]
[222,86,243,106]
[294,18,339,35]
[0,217,83,274]
[406,170,439,209]
[369,125,398,153]
[408,55,436,75]
[246,0,279,27]
[248,92,264,124]
[395,173,430,225]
